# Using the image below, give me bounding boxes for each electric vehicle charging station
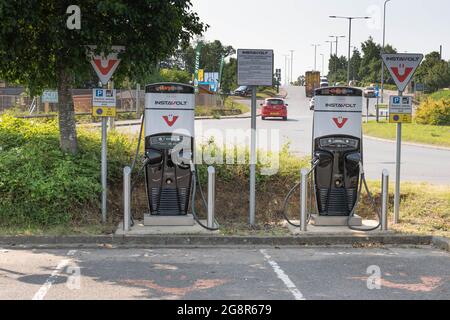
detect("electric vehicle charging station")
[311,87,364,226]
[143,83,196,225]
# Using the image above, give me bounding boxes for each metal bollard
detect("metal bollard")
[207,166,216,229]
[300,169,309,232]
[123,167,131,232]
[381,169,389,231]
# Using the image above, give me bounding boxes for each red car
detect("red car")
[261,98,288,121]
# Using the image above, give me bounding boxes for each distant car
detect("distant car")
[364,86,376,98]
[234,86,252,97]
[261,98,288,121]
[320,81,329,88]
[320,77,328,82]
[309,97,315,110]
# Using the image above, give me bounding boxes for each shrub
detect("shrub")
[0,115,132,227]
[415,98,450,126]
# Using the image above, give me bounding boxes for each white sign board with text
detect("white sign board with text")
[237,49,274,86]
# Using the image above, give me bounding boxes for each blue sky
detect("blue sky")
[191,0,450,78]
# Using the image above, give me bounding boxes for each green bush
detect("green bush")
[0,115,132,227]
[415,98,450,126]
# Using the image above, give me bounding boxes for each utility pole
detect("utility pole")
[330,16,371,84]
[381,0,391,103]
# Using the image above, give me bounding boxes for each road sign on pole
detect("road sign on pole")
[92,89,117,117]
[88,46,125,86]
[88,46,125,224]
[381,53,423,92]
[237,49,274,226]
[389,96,412,124]
[382,53,423,225]
[237,49,274,87]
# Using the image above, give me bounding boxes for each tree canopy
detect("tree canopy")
[0,1,207,153]
[415,52,450,92]
[327,37,397,85]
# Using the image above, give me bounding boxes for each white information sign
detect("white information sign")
[237,49,274,86]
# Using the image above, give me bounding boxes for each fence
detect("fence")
[1,87,223,115]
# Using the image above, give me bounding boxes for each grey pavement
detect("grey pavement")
[0,247,449,300]
[117,86,450,184]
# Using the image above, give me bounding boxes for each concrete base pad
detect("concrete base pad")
[115,220,219,236]
[144,214,196,227]
[287,219,385,235]
[310,214,362,227]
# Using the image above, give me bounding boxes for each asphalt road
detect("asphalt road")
[118,86,450,184]
[1,247,449,300]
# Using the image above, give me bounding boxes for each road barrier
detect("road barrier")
[123,166,131,232]
[207,166,216,229]
[381,170,389,231]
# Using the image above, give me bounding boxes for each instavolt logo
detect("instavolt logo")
[155,101,188,106]
[326,103,357,108]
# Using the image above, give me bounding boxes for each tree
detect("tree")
[0,1,207,154]
[415,52,450,92]
[175,40,235,74]
[349,49,362,81]
[328,55,348,83]
[220,58,237,94]
[359,37,396,84]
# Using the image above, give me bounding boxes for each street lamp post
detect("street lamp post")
[311,44,320,71]
[381,0,391,103]
[320,54,325,74]
[290,50,295,85]
[325,40,335,57]
[330,16,371,84]
[283,55,289,85]
[329,35,346,56]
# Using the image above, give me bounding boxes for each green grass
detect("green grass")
[0,122,448,239]
[363,121,450,147]
[195,98,250,117]
[257,87,278,99]
[429,89,450,100]
[363,182,450,238]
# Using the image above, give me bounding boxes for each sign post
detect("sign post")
[237,49,274,226]
[382,53,423,224]
[89,46,124,223]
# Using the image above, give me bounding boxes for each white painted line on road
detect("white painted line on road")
[260,249,305,300]
[32,250,76,300]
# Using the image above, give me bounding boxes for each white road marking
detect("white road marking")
[260,249,305,300]
[32,250,76,300]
